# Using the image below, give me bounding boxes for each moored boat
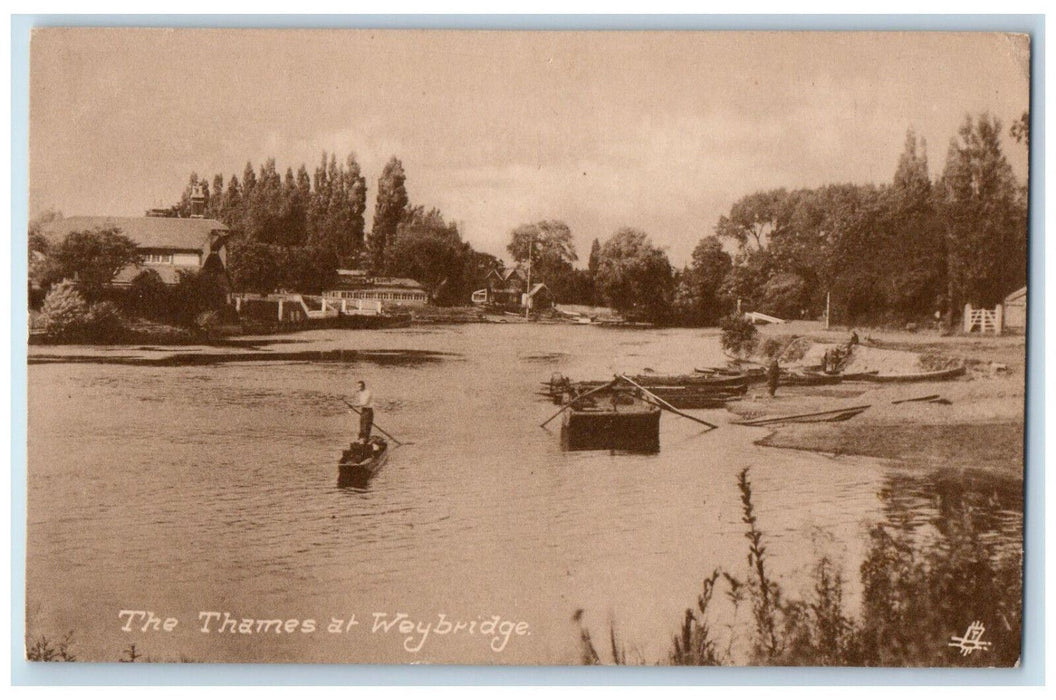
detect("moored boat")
[732,404,870,426]
[544,372,748,405]
[859,365,967,383]
[560,385,661,452]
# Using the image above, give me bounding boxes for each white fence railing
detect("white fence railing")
[964,303,1003,335]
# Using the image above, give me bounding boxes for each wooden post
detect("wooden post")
[995,304,1004,335]
[825,292,830,329]
[963,303,972,333]
[278,298,284,322]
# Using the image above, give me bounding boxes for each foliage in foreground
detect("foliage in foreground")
[578,467,1022,667]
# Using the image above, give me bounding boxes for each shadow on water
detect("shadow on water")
[28,348,460,367]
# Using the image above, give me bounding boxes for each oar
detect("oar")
[539,378,617,428]
[342,399,409,446]
[617,375,718,431]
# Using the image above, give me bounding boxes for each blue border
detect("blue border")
[10,13,1045,686]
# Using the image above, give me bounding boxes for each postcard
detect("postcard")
[24,28,1029,666]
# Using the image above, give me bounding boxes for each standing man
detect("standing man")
[351,380,374,441]
[767,357,780,398]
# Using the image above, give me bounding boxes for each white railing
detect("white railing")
[964,303,1003,335]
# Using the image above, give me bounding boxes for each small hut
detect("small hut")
[1003,286,1027,333]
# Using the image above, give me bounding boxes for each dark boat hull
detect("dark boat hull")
[561,403,661,452]
[859,365,967,383]
[338,439,389,486]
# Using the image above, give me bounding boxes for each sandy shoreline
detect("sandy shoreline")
[730,323,1027,478]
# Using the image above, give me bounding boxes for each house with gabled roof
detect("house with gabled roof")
[40,214,231,287]
[473,264,529,306]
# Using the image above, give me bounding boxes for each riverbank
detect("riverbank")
[730,324,1026,477]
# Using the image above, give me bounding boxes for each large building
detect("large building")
[322,269,429,309]
[41,214,231,286]
[40,184,230,287]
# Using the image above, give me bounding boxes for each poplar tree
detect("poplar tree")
[939,113,1026,313]
[369,157,408,273]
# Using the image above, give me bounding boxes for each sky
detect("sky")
[29,29,1031,267]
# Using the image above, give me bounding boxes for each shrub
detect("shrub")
[126,269,173,321]
[83,301,126,342]
[720,313,758,358]
[39,280,88,338]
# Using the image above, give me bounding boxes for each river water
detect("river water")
[25,324,1021,664]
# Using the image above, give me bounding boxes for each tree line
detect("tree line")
[31,111,1028,329]
[173,154,501,305]
[680,113,1028,327]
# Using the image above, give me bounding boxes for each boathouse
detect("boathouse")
[322,270,429,308]
[523,283,554,312]
[473,265,528,306]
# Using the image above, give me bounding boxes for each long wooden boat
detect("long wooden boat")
[697,366,845,387]
[859,365,967,383]
[338,437,390,486]
[561,386,661,452]
[801,368,881,381]
[544,373,748,401]
[732,404,870,426]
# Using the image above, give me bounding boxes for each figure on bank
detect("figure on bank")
[767,358,780,397]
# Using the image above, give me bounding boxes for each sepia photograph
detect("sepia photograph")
[22,27,1030,667]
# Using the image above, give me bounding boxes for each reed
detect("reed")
[578,466,1023,667]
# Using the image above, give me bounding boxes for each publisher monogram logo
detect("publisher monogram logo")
[948,621,991,656]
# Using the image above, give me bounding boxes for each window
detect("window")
[143,253,173,264]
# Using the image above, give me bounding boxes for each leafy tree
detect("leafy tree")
[759,271,811,319]
[48,228,140,300]
[594,227,673,319]
[507,220,578,301]
[388,208,469,305]
[720,247,775,313]
[369,157,409,273]
[716,189,789,251]
[172,268,230,326]
[277,246,339,296]
[939,113,1027,312]
[226,237,281,294]
[675,236,733,325]
[126,269,173,321]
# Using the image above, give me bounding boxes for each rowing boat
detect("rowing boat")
[859,365,967,383]
[732,404,871,426]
